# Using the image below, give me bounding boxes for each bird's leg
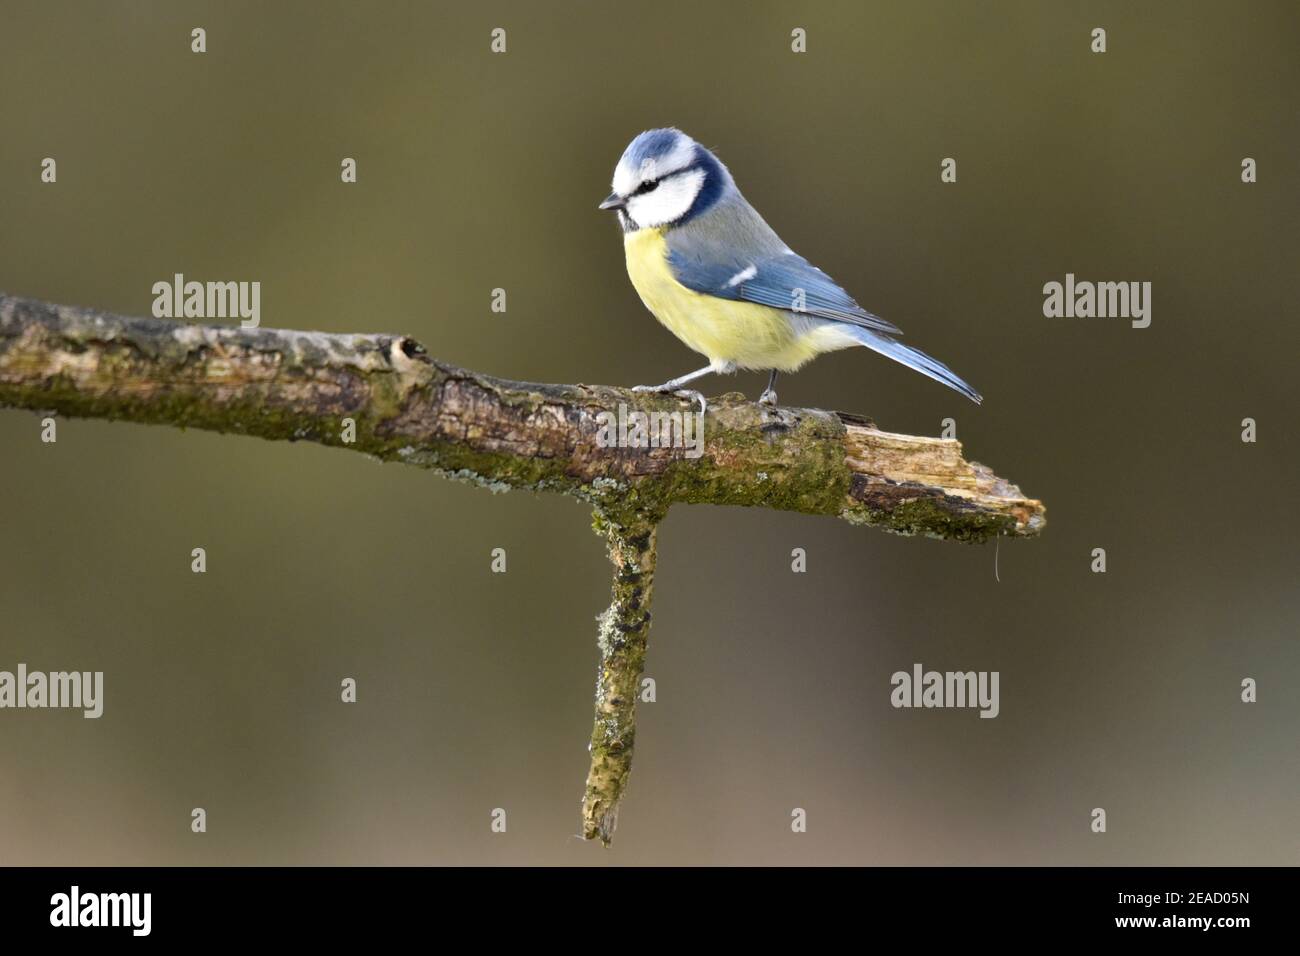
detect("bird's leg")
[758,369,780,406]
[633,364,715,393]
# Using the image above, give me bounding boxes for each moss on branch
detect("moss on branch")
[0,292,1044,540]
[582,506,662,845]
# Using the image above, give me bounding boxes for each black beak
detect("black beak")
[598,192,625,211]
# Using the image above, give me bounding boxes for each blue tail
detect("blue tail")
[843,326,982,404]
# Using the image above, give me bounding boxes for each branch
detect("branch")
[0,291,1045,845]
[0,293,1044,539]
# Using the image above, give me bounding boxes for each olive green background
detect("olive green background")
[1,1,1296,864]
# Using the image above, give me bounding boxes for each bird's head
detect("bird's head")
[599,128,732,232]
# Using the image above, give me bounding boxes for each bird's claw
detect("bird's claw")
[758,388,779,407]
[673,389,707,416]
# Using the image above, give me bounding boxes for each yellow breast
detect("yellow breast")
[623,228,837,372]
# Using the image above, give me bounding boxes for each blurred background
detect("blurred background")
[0,0,1296,864]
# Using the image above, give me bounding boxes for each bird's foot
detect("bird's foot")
[631,382,707,416]
[758,387,779,407]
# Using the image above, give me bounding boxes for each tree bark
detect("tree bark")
[0,293,1044,539]
[582,507,661,845]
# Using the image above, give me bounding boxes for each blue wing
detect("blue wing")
[660,197,981,402]
[666,246,902,336]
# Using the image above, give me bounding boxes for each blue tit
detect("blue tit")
[599,128,981,409]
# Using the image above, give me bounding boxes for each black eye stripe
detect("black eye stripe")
[626,163,701,200]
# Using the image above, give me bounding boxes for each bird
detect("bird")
[598,128,981,411]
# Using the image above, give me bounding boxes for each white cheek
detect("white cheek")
[626,169,706,228]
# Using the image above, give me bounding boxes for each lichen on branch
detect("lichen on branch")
[582,506,662,845]
[0,292,1044,540]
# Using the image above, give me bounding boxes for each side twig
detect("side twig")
[582,507,662,845]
